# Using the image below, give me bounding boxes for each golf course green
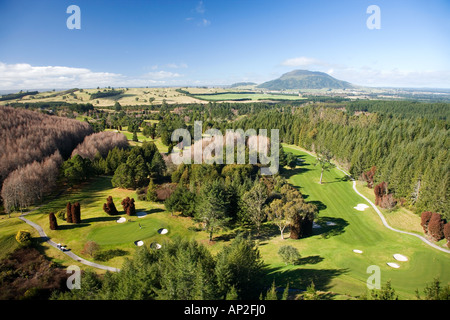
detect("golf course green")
[261,145,450,298]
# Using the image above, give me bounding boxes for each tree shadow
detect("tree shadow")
[148,208,165,214]
[281,166,311,180]
[313,217,349,239]
[297,255,324,265]
[81,216,117,223]
[323,176,352,184]
[308,200,327,212]
[258,223,281,241]
[57,222,91,230]
[264,265,348,292]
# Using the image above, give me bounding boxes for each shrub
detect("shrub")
[278,245,301,265]
[121,197,136,216]
[103,196,119,215]
[82,241,100,257]
[55,210,65,221]
[15,230,32,244]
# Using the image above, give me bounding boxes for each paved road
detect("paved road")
[289,144,450,254]
[19,207,120,272]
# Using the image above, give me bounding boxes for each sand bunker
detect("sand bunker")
[134,240,144,246]
[393,254,408,261]
[354,203,369,211]
[150,242,162,249]
[387,262,400,268]
[353,249,363,254]
[116,217,126,223]
[137,212,147,218]
[158,228,168,234]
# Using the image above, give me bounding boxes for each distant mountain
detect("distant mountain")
[257,70,354,90]
[229,82,257,88]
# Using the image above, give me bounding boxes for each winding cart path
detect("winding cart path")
[19,206,120,272]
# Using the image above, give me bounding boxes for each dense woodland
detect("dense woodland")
[1,99,448,221]
[231,103,449,219]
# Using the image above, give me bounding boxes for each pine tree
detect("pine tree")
[195,180,230,242]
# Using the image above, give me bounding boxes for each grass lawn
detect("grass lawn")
[263,144,450,299]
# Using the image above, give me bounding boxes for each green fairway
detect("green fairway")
[19,176,208,269]
[262,145,450,298]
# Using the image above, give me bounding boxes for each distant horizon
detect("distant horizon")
[1,0,449,90]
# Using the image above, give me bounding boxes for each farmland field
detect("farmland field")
[192,92,306,102]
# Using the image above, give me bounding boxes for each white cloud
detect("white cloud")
[200,19,211,27]
[0,62,186,90]
[196,1,205,14]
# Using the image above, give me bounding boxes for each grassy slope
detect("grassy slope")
[266,145,450,299]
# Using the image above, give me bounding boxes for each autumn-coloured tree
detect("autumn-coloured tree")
[72,202,81,223]
[374,182,387,206]
[427,213,444,241]
[420,211,433,234]
[66,202,73,223]
[362,166,376,188]
[49,212,58,230]
[444,223,450,247]
[121,197,136,216]
[266,184,317,240]
[374,181,396,209]
[0,106,92,189]
[71,131,129,160]
[82,241,100,258]
[1,151,63,215]
[103,196,119,215]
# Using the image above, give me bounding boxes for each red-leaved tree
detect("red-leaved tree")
[103,196,119,215]
[49,212,58,230]
[121,197,136,216]
[427,213,444,241]
[66,202,73,223]
[444,223,450,247]
[420,211,433,234]
[362,166,376,189]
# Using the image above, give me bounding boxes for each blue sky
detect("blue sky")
[0,0,449,89]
